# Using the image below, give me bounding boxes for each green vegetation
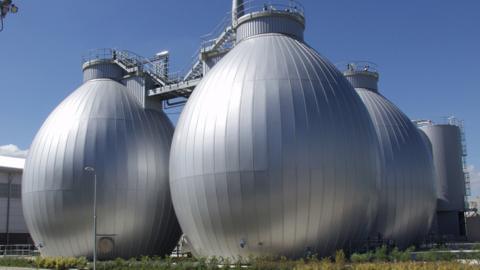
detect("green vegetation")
[1,246,480,269]
[0,256,32,267]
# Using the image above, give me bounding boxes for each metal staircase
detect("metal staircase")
[81,0,302,102]
[81,12,235,102]
[181,15,235,83]
[114,50,170,87]
[149,14,236,100]
[446,117,471,208]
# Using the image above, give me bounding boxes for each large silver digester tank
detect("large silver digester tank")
[419,123,467,238]
[22,60,181,259]
[343,63,436,247]
[170,2,381,258]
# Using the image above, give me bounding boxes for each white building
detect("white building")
[0,155,31,245]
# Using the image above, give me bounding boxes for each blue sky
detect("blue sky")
[0,1,479,194]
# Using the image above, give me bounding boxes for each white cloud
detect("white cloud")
[468,164,480,197]
[0,144,28,158]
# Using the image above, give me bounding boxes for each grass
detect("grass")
[1,246,480,269]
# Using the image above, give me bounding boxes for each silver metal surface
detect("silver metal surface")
[82,59,125,83]
[420,125,466,212]
[170,30,381,257]
[344,67,379,92]
[22,79,180,259]
[1,164,28,242]
[84,167,97,269]
[352,84,436,247]
[236,10,305,42]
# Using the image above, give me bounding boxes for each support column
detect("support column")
[4,173,12,253]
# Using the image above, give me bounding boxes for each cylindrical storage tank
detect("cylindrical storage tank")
[82,59,125,82]
[419,125,465,212]
[22,78,181,259]
[344,64,436,248]
[235,11,305,42]
[170,10,381,258]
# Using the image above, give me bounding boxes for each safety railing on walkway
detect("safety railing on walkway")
[0,244,39,257]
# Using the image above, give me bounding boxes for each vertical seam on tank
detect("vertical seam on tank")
[148,111,162,252]
[74,82,96,255]
[294,42,332,254]
[191,53,220,254]
[250,40,260,254]
[283,37,312,251]
[308,50,346,252]
[291,41,326,253]
[388,101,410,244]
[178,74,202,253]
[294,42,334,253]
[151,110,165,252]
[122,83,138,256]
[370,92,396,239]
[212,43,235,255]
[381,96,404,241]
[226,41,254,255]
[155,111,169,252]
[208,73,221,254]
[51,98,65,254]
[116,88,127,254]
[274,36,295,253]
[325,61,362,247]
[266,36,279,253]
[52,88,75,255]
[361,91,386,238]
[143,110,155,252]
[207,46,243,255]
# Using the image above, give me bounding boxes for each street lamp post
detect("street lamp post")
[84,166,97,270]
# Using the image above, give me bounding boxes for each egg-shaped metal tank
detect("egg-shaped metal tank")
[170,10,380,258]
[344,63,436,247]
[22,78,181,259]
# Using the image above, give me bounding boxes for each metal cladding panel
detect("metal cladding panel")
[344,72,378,92]
[121,76,146,107]
[420,125,466,212]
[22,79,181,259]
[355,88,436,247]
[83,61,125,82]
[5,200,28,233]
[170,34,381,258]
[203,53,227,75]
[236,14,304,42]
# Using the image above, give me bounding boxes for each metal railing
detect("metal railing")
[234,0,305,21]
[338,61,379,74]
[200,14,235,51]
[81,48,172,86]
[192,0,306,80]
[81,48,116,65]
[0,244,39,257]
[116,50,170,86]
[81,0,306,99]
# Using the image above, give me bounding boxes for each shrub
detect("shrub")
[389,247,413,262]
[372,245,388,262]
[415,250,438,262]
[0,257,32,267]
[335,250,346,266]
[350,251,373,263]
